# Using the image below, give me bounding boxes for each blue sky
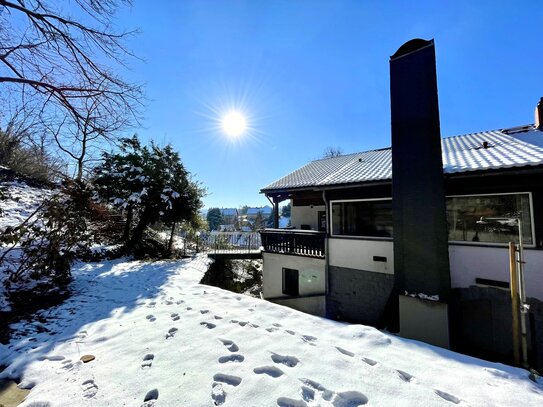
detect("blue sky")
[114,0,542,208]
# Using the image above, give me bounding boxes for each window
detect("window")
[318,211,327,232]
[282,268,299,296]
[331,200,393,238]
[446,193,533,245]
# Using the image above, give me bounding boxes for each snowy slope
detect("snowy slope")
[0,176,55,310]
[0,255,541,407]
[0,178,53,231]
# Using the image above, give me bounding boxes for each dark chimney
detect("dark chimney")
[536,98,543,130]
[390,39,451,298]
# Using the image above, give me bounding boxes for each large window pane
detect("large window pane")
[446,194,533,245]
[331,200,393,237]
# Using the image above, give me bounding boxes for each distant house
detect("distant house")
[246,206,272,220]
[259,99,543,368]
[220,208,238,225]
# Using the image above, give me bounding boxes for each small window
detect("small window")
[318,211,327,232]
[282,268,299,296]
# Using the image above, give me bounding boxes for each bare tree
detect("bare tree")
[0,0,143,175]
[321,146,343,159]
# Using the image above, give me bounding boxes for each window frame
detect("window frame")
[329,198,393,240]
[446,191,536,248]
[328,192,536,247]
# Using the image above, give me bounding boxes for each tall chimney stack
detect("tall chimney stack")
[536,98,543,130]
[390,39,451,348]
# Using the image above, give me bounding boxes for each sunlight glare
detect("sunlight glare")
[221,111,247,137]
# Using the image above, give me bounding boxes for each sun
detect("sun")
[221,111,247,137]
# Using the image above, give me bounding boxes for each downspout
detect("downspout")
[322,190,329,296]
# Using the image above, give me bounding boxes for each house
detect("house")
[259,39,543,368]
[246,205,272,220]
[219,208,238,225]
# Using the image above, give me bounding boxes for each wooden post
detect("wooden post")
[509,241,521,367]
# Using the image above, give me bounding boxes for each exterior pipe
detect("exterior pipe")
[322,190,329,296]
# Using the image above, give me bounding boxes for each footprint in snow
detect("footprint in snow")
[434,390,461,404]
[165,300,173,305]
[298,378,368,406]
[211,382,226,406]
[141,354,154,368]
[170,313,180,321]
[200,310,210,314]
[186,307,193,311]
[254,366,284,378]
[301,335,317,345]
[214,315,223,320]
[211,374,242,405]
[219,354,245,363]
[142,388,159,406]
[277,397,308,407]
[361,357,377,366]
[200,322,216,329]
[397,370,417,383]
[146,314,156,322]
[285,330,296,336]
[219,338,239,352]
[271,353,299,367]
[335,347,355,357]
[146,301,156,308]
[176,300,184,305]
[213,373,242,386]
[165,327,178,339]
[81,379,98,398]
[273,323,282,327]
[266,327,278,333]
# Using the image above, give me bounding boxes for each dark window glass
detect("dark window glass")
[331,200,393,237]
[282,268,299,296]
[446,194,533,245]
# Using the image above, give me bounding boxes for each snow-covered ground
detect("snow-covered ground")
[0,177,54,310]
[1,255,541,406]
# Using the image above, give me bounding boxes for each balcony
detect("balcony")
[260,229,326,258]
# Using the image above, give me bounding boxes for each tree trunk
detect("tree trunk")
[167,220,177,255]
[127,208,151,250]
[123,206,133,243]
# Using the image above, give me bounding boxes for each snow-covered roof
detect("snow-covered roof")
[247,206,272,215]
[261,126,543,192]
[220,208,238,216]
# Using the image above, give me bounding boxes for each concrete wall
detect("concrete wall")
[262,252,325,298]
[328,238,393,274]
[291,205,324,230]
[449,245,543,300]
[326,265,394,326]
[271,296,326,317]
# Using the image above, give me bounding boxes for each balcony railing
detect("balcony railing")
[260,229,326,258]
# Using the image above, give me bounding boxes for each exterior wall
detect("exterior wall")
[328,238,393,274]
[261,252,325,298]
[326,265,394,326]
[270,296,326,317]
[449,245,543,300]
[291,205,324,230]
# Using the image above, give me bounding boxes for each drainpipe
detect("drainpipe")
[322,190,329,296]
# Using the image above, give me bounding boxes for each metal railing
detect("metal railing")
[203,232,262,255]
[260,229,326,258]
